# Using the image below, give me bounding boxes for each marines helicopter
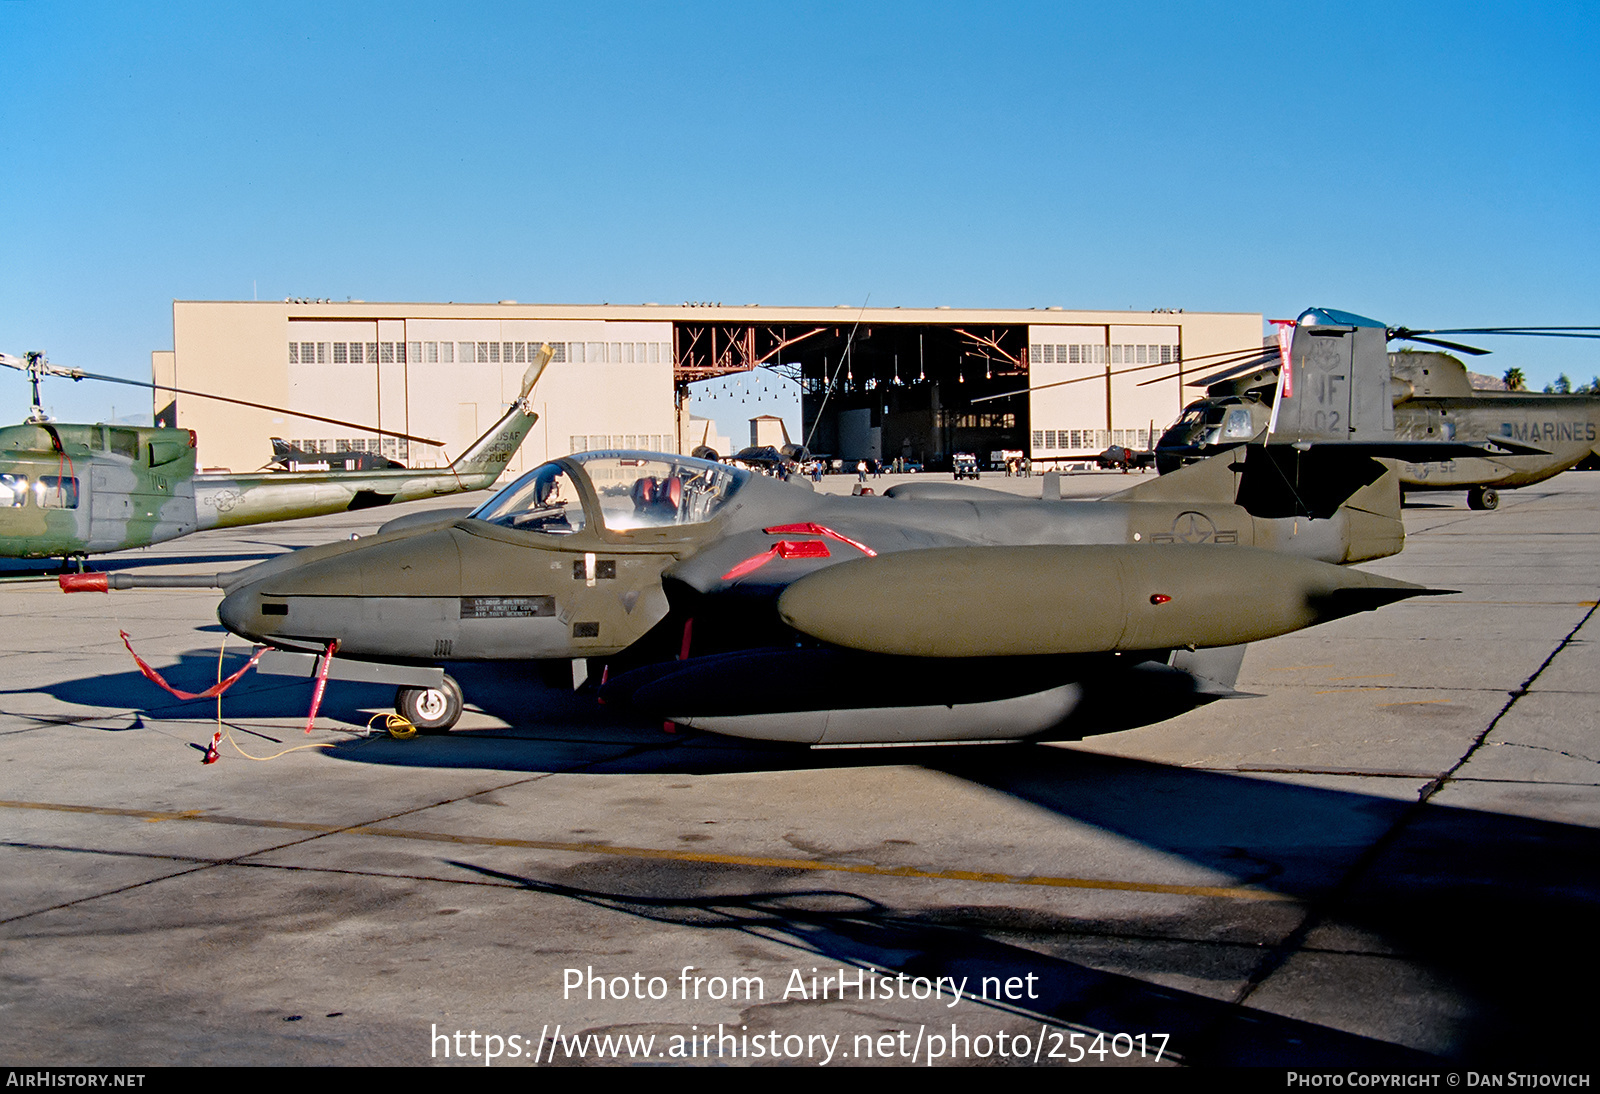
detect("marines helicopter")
[1154,310,1600,510]
[0,347,550,561]
[70,311,1501,744]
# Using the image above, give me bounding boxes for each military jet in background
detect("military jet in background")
[1154,310,1598,509]
[268,437,406,472]
[0,347,550,561]
[72,313,1493,745]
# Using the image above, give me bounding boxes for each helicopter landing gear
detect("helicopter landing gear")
[1467,485,1500,511]
[395,674,463,732]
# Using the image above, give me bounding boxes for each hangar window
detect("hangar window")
[351,342,365,364]
[459,342,474,363]
[289,343,298,364]
[588,342,605,362]
[553,343,567,363]
[316,343,327,364]
[380,342,395,364]
[333,343,348,364]
[441,341,453,363]
[570,435,587,453]
[410,342,422,362]
[425,342,438,363]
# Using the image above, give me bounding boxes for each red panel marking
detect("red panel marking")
[761,522,877,557]
[720,540,833,580]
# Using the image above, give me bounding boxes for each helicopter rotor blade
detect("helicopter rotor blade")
[75,371,446,448]
[1388,325,1600,354]
[3,354,445,447]
[1139,348,1273,390]
[1403,326,1600,337]
[1179,352,1283,388]
[1387,332,1492,356]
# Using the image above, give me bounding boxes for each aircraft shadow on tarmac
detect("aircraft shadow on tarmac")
[14,655,1598,1066]
[449,865,1436,1069]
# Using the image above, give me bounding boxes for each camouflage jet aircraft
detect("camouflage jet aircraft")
[71,313,1490,745]
[1,347,549,561]
[268,437,405,472]
[1154,310,1597,509]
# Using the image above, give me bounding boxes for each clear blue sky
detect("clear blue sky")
[3,1,1596,434]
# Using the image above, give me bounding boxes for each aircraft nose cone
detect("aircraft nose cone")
[218,582,272,644]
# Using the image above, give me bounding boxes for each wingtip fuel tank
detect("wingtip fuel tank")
[775,544,1445,658]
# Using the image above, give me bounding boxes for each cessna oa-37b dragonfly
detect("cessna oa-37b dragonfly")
[71,314,1495,745]
[1155,310,1600,510]
[0,347,549,561]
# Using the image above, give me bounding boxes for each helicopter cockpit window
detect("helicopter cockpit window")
[573,453,747,531]
[34,476,78,510]
[0,474,26,508]
[1222,408,1257,439]
[469,463,587,534]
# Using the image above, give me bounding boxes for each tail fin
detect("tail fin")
[1267,308,1395,444]
[447,344,553,479]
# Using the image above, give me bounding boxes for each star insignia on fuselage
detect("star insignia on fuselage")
[1172,511,1216,543]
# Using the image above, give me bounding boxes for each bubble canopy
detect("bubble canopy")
[468,452,750,533]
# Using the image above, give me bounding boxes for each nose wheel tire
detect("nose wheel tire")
[1467,485,1500,511]
[395,674,463,732]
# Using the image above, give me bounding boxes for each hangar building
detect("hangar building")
[153,300,1261,476]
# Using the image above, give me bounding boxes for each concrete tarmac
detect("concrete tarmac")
[0,470,1595,1067]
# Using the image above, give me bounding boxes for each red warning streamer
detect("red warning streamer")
[303,639,340,734]
[120,629,265,702]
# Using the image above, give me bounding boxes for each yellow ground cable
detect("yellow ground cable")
[210,636,335,761]
[368,711,419,739]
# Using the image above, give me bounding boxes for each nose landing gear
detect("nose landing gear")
[395,674,463,732]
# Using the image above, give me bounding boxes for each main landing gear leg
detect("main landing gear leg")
[395,674,463,732]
